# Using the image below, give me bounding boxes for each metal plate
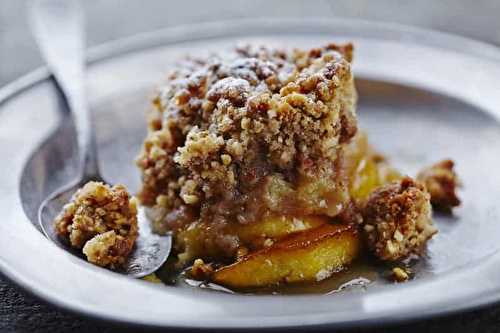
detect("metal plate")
[2,18,500,330]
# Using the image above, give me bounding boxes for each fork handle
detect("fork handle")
[30,0,99,178]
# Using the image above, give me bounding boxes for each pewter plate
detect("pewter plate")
[2,18,500,330]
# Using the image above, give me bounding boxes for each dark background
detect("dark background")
[2,0,500,332]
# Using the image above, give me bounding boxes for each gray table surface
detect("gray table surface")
[2,0,500,331]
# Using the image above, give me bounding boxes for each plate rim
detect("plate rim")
[2,17,500,330]
[3,16,500,106]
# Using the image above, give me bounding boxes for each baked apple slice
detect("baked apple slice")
[176,214,329,264]
[212,222,360,289]
[228,214,328,248]
[344,132,401,200]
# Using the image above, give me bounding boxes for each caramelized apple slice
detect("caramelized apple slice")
[229,214,328,247]
[344,132,401,200]
[177,214,329,264]
[212,222,360,288]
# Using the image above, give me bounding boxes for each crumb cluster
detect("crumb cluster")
[417,159,461,211]
[361,177,437,261]
[54,181,139,268]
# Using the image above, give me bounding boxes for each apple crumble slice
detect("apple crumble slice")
[45,39,461,288]
[136,43,358,263]
[54,181,138,269]
[417,159,461,211]
[134,42,450,288]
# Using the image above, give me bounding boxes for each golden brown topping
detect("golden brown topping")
[361,177,437,261]
[54,181,138,269]
[417,159,461,211]
[83,230,132,268]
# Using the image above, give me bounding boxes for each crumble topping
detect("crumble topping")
[361,177,437,261]
[417,159,461,211]
[82,230,133,268]
[54,181,138,269]
[137,43,358,261]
